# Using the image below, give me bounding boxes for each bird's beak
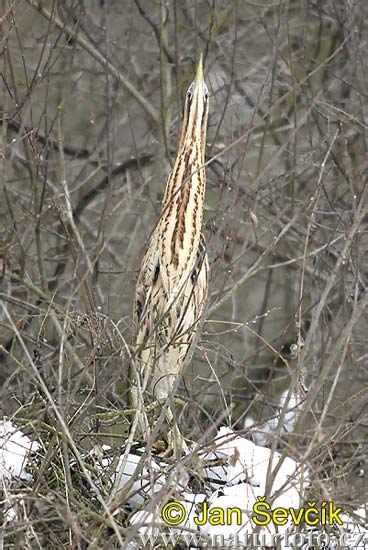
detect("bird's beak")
[192,54,208,134]
[194,53,204,89]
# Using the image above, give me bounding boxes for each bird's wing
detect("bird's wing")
[132,236,167,340]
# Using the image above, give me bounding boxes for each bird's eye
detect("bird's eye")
[187,90,193,102]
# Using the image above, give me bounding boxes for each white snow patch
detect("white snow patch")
[0,420,39,485]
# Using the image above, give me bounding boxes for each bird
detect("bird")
[131,54,209,451]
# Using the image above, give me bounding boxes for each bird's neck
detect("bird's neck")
[159,142,206,275]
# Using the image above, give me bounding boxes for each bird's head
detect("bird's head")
[179,54,209,161]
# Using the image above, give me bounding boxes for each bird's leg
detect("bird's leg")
[129,383,152,442]
[165,405,188,457]
[131,375,187,456]
[153,370,188,455]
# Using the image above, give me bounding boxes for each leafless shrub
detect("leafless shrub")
[1,0,367,546]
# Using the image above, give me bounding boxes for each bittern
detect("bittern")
[131,55,209,449]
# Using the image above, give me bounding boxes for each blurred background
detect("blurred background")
[1,0,367,518]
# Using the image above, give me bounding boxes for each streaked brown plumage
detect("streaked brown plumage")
[132,56,209,443]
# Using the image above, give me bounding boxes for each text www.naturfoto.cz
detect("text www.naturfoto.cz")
[135,530,367,548]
